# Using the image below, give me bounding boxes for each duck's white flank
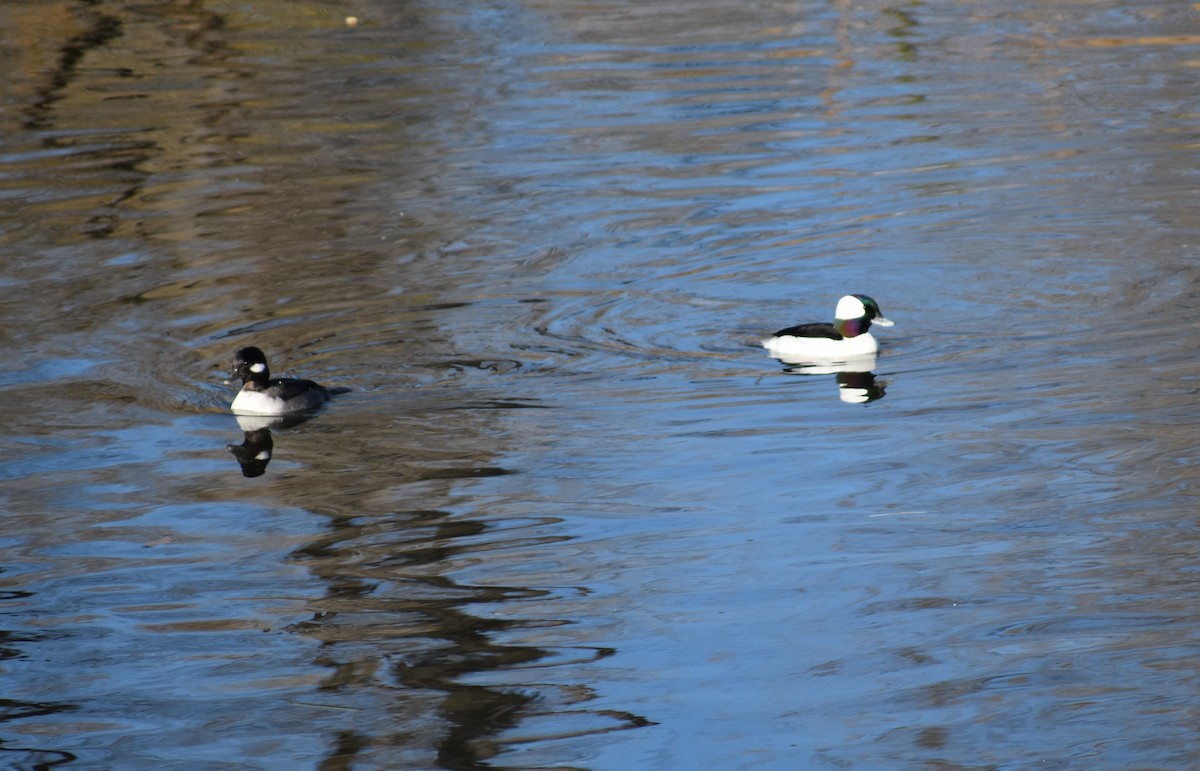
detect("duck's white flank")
[230,389,327,416]
[230,390,286,416]
[761,332,880,361]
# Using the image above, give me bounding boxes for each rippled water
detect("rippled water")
[3,0,1200,767]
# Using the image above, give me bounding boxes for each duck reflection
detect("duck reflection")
[769,353,887,404]
[227,412,315,477]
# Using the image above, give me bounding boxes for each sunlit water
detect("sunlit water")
[3,0,1200,767]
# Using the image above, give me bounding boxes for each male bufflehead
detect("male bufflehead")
[762,294,894,361]
[230,346,331,415]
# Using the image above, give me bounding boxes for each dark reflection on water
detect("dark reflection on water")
[228,426,274,478]
[292,507,546,768]
[4,0,1200,767]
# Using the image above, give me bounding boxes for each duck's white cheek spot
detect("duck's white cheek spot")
[255,451,271,461]
[250,363,266,373]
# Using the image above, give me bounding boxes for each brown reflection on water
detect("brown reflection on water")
[294,508,545,767]
[0,0,599,765]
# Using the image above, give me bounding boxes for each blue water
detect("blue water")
[2,0,1200,767]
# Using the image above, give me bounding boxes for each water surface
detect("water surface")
[2,0,1200,767]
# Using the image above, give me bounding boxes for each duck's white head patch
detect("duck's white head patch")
[250,362,266,373]
[835,295,868,320]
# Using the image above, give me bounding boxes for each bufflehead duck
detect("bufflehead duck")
[230,346,331,415]
[762,294,894,361]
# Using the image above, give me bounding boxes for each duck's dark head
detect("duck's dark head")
[835,294,894,338]
[232,346,270,384]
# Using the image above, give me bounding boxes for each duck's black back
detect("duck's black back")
[770,322,843,340]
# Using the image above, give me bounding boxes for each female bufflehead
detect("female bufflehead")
[762,294,894,361]
[230,346,331,415]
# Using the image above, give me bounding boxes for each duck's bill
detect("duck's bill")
[874,316,895,327]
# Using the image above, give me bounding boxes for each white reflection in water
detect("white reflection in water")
[764,349,888,404]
